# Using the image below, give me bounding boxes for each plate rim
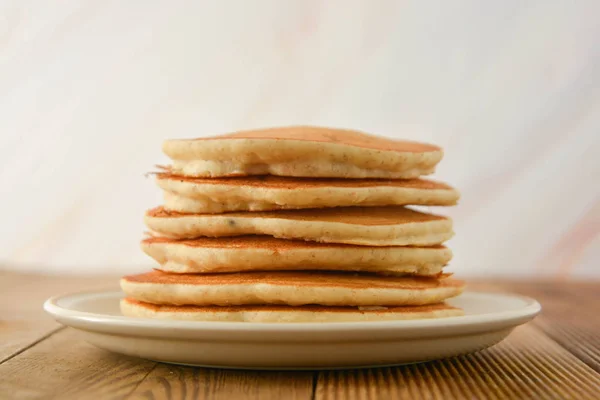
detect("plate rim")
[43,289,541,341]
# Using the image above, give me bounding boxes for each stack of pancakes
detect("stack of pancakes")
[121,126,465,323]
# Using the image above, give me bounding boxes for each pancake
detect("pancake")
[141,235,452,275]
[120,270,465,306]
[156,173,459,213]
[145,206,453,246]
[121,299,464,323]
[162,126,443,179]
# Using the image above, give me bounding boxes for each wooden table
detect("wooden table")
[1,271,598,400]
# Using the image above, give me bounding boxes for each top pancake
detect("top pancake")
[157,173,459,213]
[163,126,443,179]
[186,126,439,152]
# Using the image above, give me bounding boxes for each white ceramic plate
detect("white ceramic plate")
[44,291,540,370]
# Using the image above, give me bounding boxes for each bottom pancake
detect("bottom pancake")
[121,298,463,323]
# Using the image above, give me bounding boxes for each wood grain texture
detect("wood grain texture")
[127,364,315,400]
[508,281,600,373]
[0,329,156,400]
[0,271,116,363]
[0,271,59,363]
[0,273,599,400]
[0,321,61,364]
[315,324,600,400]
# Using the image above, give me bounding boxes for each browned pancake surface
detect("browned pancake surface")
[123,298,459,314]
[123,270,463,290]
[146,206,446,226]
[182,126,440,153]
[142,234,446,251]
[156,173,453,190]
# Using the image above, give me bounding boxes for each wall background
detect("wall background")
[1,1,599,278]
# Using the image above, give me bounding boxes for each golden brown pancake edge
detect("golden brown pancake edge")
[146,205,448,226]
[156,173,454,190]
[141,234,447,250]
[122,270,464,290]
[176,126,441,153]
[123,298,460,314]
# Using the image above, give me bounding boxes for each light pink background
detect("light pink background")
[1,1,598,277]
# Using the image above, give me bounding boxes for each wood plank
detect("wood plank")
[315,324,600,400]
[126,364,315,400]
[499,281,600,372]
[0,328,156,400]
[0,320,314,400]
[0,271,118,364]
[535,317,600,373]
[0,271,119,320]
[0,271,60,364]
[0,321,62,364]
